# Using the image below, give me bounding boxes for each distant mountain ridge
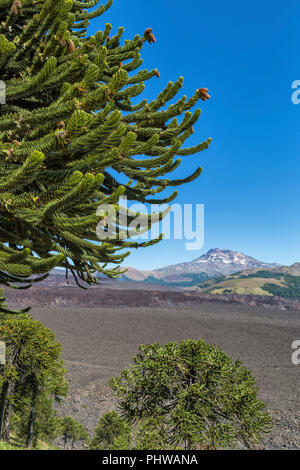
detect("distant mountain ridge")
[40,249,300,300]
[47,249,282,288]
[119,248,281,286]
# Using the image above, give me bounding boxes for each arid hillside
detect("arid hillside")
[4,281,300,312]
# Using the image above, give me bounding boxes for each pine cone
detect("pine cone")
[197,88,210,101]
[10,5,18,15]
[11,0,22,14]
[144,28,156,44]
[68,39,76,54]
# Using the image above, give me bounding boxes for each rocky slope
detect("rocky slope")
[4,282,300,312]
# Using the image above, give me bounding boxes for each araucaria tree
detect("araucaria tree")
[90,411,132,450]
[0,0,211,297]
[59,416,89,450]
[0,313,68,446]
[110,340,273,450]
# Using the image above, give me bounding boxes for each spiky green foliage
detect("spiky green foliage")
[90,411,132,450]
[0,0,211,291]
[59,416,89,450]
[110,340,273,450]
[0,312,68,445]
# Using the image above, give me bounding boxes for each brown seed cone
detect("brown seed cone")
[10,4,18,14]
[68,39,76,54]
[144,28,156,44]
[11,0,22,14]
[197,88,211,101]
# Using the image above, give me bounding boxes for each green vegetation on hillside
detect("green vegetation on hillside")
[237,271,283,280]
[124,272,210,287]
[198,275,227,289]
[263,276,300,298]
[197,269,300,298]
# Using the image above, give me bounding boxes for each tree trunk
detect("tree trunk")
[0,343,24,441]
[64,435,69,450]
[0,380,9,440]
[2,399,11,442]
[0,380,14,442]
[26,387,38,449]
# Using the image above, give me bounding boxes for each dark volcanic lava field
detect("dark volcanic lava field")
[31,302,300,449]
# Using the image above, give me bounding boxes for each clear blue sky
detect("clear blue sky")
[90,0,299,270]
